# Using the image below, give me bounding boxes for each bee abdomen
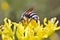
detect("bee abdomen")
[30,12,36,17]
[29,12,39,20]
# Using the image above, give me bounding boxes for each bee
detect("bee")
[20,7,39,24]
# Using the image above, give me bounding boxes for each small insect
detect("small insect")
[20,7,39,23]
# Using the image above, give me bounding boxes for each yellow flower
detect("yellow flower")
[2,34,13,40]
[2,18,14,40]
[0,17,60,40]
[16,22,24,40]
[1,2,9,10]
[24,28,34,40]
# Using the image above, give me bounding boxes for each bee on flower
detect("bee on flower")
[20,7,39,25]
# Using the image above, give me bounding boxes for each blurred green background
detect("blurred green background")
[0,0,60,23]
[0,0,60,40]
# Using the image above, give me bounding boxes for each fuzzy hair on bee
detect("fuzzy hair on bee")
[20,7,39,23]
